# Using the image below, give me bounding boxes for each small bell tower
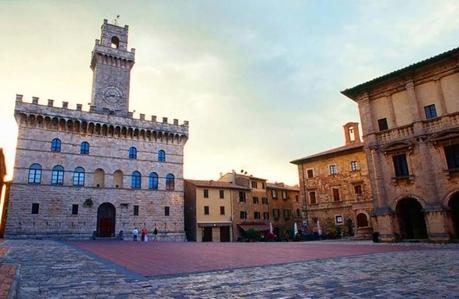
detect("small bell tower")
[343,122,361,145]
[90,18,135,116]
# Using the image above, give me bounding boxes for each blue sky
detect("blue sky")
[1,1,459,184]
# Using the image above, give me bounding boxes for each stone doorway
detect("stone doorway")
[220,226,230,242]
[396,198,427,240]
[97,202,116,237]
[202,227,213,242]
[356,213,369,228]
[449,192,459,238]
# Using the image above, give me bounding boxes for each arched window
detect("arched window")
[80,142,90,155]
[73,167,85,186]
[149,172,158,190]
[113,170,123,188]
[111,36,120,49]
[131,171,141,189]
[94,168,105,188]
[158,150,166,162]
[51,165,64,185]
[51,138,61,152]
[166,173,175,191]
[28,163,42,184]
[129,147,137,159]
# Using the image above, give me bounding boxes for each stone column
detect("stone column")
[374,210,395,242]
[357,93,374,136]
[387,93,398,128]
[434,78,448,115]
[424,207,450,242]
[406,80,424,134]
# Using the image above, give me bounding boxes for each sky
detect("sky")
[1,0,459,185]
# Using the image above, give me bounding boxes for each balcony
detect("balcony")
[374,111,459,145]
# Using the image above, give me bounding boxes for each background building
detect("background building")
[291,123,373,239]
[266,182,301,238]
[6,20,189,240]
[184,180,250,242]
[342,47,459,241]
[219,171,270,241]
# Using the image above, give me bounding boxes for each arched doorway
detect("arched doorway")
[396,198,427,239]
[356,213,369,228]
[97,203,116,237]
[449,192,459,238]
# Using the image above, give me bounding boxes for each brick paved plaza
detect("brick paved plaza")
[0,240,458,298]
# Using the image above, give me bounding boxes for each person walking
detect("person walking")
[153,227,158,241]
[143,226,149,242]
[141,226,146,242]
[132,227,139,241]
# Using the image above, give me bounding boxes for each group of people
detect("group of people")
[132,226,158,242]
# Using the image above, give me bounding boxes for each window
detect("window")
[378,118,388,131]
[329,164,337,175]
[51,165,64,185]
[262,197,268,204]
[80,142,90,155]
[272,209,280,219]
[31,203,39,214]
[73,167,85,186]
[113,170,123,188]
[251,181,257,188]
[166,174,175,191]
[94,168,105,187]
[129,147,137,159]
[164,206,170,216]
[133,205,139,216]
[354,185,363,196]
[297,209,301,217]
[131,171,141,189]
[424,104,437,119]
[204,206,209,215]
[261,182,266,189]
[263,212,269,220]
[220,206,225,215]
[111,36,120,49]
[282,191,287,200]
[148,172,158,190]
[28,163,42,184]
[283,209,291,220]
[51,138,61,152]
[203,189,209,198]
[295,195,299,202]
[158,150,166,162]
[219,190,224,199]
[307,169,314,178]
[351,161,359,171]
[253,197,259,204]
[445,144,459,171]
[332,188,340,202]
[240,211,247,219]
[392,154,410,178]
[271,189,278,199]
[254,212,261,219]
[309,191,317,204]
[239,191,246,202]
[72,204,78,215]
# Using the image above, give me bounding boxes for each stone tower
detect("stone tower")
[90,19,135,116]
[343,122,361,145]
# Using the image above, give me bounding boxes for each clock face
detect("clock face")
[102,87,123,104]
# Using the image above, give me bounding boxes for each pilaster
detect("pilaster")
[424,207,450,242]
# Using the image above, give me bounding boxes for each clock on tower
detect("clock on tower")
[90,19,135,116]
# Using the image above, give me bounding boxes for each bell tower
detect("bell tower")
[90,19,135,116]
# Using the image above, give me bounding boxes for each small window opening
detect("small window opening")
[111,36,120,49]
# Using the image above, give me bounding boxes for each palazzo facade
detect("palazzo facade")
[5,20,189,240]
[342,47,459,242]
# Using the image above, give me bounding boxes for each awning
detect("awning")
[198,222,232,228]
[238,224,270,232]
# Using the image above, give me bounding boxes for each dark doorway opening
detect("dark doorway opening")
[220,226,230,242]
[356,213,369,227]
[202,227,213,242]
[396,198,427,239]
[449,193,459,238]
[97,202,116,237]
